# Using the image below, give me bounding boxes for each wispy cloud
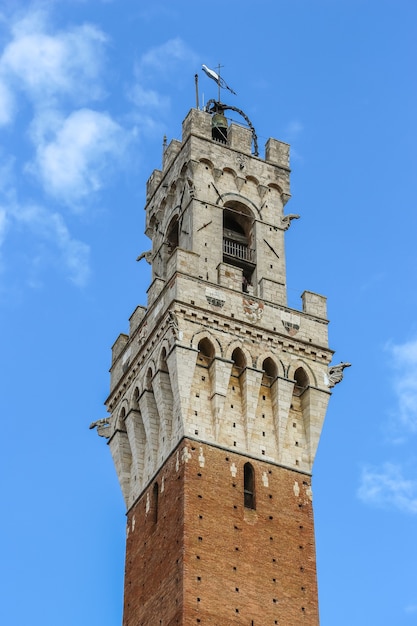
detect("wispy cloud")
[10,202,91,287]
[139,38,195,76]
[30,108,126,209]
[387,337,417,432]
[128,37,197,126]
[0,5,129,288]
[357,462,417,514]
[0,8,107,113]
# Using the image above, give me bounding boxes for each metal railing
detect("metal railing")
[223,239,254,263]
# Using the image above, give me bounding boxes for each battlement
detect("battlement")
[146,108,290,202]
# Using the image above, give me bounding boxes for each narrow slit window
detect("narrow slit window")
[152,482,159,523]
[244,462,256,509]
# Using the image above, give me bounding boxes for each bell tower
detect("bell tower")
[92,104,348,625]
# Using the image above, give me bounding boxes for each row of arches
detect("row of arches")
[111,332,315,507]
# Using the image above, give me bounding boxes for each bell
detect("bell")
[212,112,228,142]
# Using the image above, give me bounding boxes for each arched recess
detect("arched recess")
[293,367,309,396]
[222,200,256,291]
[251,357,279,457]
[217,346,247,448]
[262,357,278,386]
[108,403,132,507]
[152,344,174,457]
[197,337,215,366]
[281,365,311,469]
[191,330,222,359]
[199,157,214,172]
[125,387,147,497]
[288,361,317,388]
[225,340,253,368]
[137,364,161,477]
[166,214,179,254]
[119,406,127,427]
[159,345,169,372]
[145,366,154,391]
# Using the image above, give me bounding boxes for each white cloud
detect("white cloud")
[32,108,126,208]
[0,207,8,247]
[128,38,197,121]
[139,38,196,75]
[387,338,417,432]
[0,9,107,110]
[12,203,90,286]
[128,84,170,112]
[0,78,14,126]
[357,463,417,514]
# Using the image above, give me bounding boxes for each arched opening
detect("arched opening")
[262,357,278,387]
[231,347,246,376]
[166,215,179,253]
[244,462,256,509]
[145,367,153,391]
[197,338,215,366]
[294,367,309,396]
[223,203,255,291]
[132,387,140,410]
[160,347,168,372]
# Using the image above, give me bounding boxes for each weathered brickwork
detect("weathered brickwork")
[123,448,185,626]
[123,440,319,626]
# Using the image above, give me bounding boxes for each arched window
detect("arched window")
[223,203,255,290]
[244,462,256,510]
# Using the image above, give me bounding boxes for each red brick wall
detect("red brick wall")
[123,449,185,626]
[123,439,319,626]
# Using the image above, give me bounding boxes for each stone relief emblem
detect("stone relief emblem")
[243,297,264,322]
[281,311,300,336]
[206,287,225,308]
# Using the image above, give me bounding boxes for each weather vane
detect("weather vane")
[198,62,258,156]
[202,63,237,102]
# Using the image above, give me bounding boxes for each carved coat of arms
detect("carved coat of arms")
[243,298,264,322]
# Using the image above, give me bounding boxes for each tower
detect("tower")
[93,103,348,625]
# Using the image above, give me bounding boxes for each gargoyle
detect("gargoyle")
[89,418,111,438]
[326,362,351,388]
[136,250,153,263]
[281,214,300,230]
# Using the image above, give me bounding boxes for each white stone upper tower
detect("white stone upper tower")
[94,106,348,511]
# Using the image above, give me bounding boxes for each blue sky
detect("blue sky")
[1,1,416,624]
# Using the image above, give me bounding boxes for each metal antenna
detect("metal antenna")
[194,74,199,109]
